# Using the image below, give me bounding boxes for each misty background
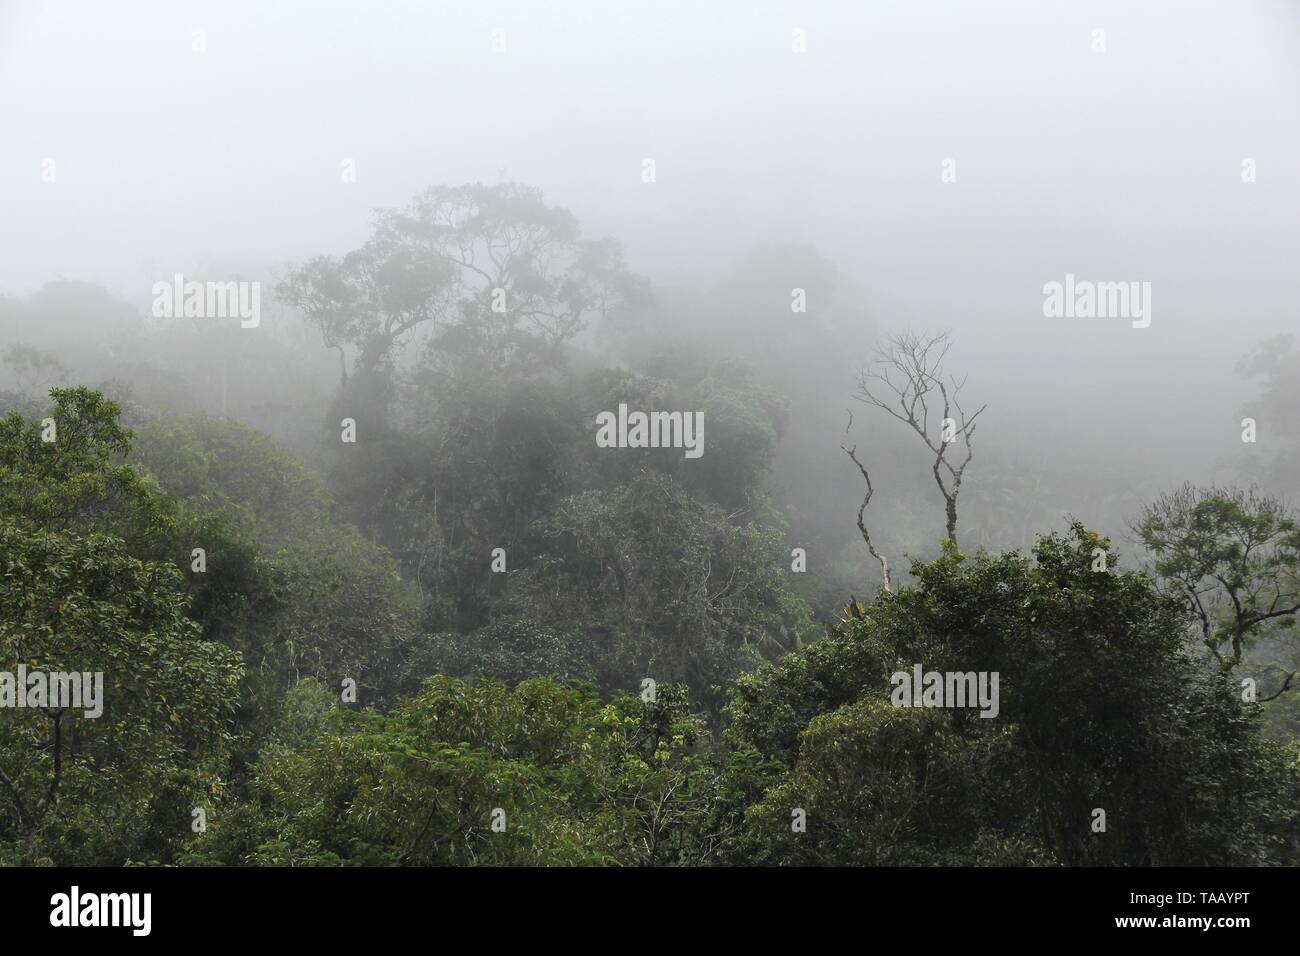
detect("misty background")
[2,0,1299,582]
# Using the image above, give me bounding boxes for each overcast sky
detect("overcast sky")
[2,0,1298,461]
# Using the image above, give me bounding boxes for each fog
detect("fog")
[3,0,1299,572]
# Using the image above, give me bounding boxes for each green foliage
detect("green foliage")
[724,524,1300,865]
[519,470,817,707]
[402,615,595,691]
[0,523,242,865]
[1136,483,1300,668]
[5,380,1298,868]
[262,525,419,705]
[129,410,422,723]
[741,699,1039,865]
[0,386,166,539]
[724,623,893,766]
[133,414,332,550]
[185,677,714,866]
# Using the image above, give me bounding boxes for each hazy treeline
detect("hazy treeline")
[1,178,1298,865]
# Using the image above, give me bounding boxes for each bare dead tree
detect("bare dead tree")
[853,331,987,548]
[842,443,892,592]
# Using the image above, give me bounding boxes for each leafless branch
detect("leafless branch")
[842,444,892,593]
[853,331,986,546]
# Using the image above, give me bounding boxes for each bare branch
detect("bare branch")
[853,331,985,546]
[842,444,892,592]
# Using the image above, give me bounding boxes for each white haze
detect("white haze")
[1,0,1298,562]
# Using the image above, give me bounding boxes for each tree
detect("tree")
[722,524,1300,865]
[842,442,893,591]
[0,386,166,540]
[0,390,243,863]
[1135,483,1300,698]
[182,676,716,866]
[278,185,650,606]
[400,616,596,692]
[375,373,586,626]
[851,331,986,547]
[739,698,1042,865]
[132,414,332,551]
[0,523,242,864]
[131,414,422,720]
[520,471,819,708]
[278,182,649,383]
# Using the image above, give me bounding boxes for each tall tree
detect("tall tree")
[278,182,649,383]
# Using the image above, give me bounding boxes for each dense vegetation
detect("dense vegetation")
[2,185,1298,866]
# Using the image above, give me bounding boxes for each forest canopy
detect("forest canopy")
[2,183,1298,867]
